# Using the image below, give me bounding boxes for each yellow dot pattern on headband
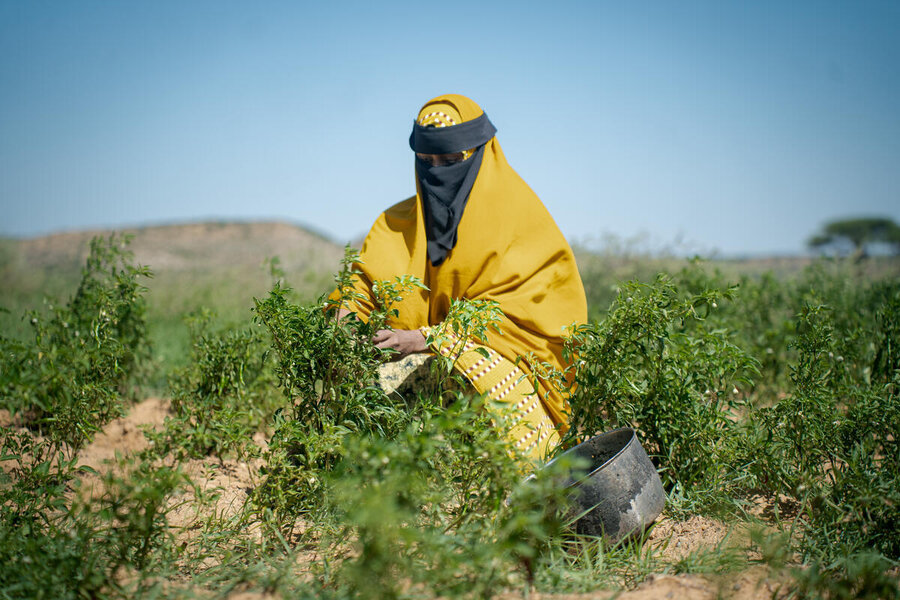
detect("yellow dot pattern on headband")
[417,111,457,127]
[416,111,474,161]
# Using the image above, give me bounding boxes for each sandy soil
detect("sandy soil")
[73,397,787,599]
[75,397,265,530]
[77,397,171,470]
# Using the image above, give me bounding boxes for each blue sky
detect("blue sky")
[1,1,898,256]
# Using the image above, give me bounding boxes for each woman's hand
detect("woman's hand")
[372,328,427,360]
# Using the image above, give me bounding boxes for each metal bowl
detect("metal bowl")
[542,427,665,542]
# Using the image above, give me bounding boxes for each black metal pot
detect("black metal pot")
[542,427,665,542]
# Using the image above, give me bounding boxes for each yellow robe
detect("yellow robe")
[333,94,587,457]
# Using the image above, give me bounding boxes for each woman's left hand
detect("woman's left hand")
[372,328,427,359]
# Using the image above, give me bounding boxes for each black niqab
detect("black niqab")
[409,113,497,266]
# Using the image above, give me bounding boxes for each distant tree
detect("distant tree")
[808,217,900,259]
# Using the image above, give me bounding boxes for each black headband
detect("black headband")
[409,112,497,154]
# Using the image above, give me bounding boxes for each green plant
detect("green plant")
[317,396,574,599]
[145,309,277,461]
[0,233,153,596]
[560,275,758,507]
[733,278,900,595]
[0,235,180,600]
[755,295,900,561]
[249,248,426,533]
[533,531,676,593]
[4,232,899,598]
[0,456,187,600]
[74,460,187,572]
[791,552,899,600]
[253,247,421,433]
[0,234,151,457]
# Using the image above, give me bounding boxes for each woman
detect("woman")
[332,94,586,464]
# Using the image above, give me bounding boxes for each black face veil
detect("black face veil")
[409,112,497,266]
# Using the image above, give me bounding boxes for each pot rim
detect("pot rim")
[549,427,637,488]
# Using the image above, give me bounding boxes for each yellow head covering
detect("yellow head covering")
[415,100,473,159]
[336,94,587,428]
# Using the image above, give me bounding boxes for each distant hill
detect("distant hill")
[1,221,346,275]
[1,221,350,362]
[0,219,348,318]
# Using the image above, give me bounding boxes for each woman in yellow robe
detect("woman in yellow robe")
[333,94,587,464]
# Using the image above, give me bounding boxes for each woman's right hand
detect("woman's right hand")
[372,328,427,360]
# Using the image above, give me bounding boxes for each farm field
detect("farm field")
[1,222,899,599]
